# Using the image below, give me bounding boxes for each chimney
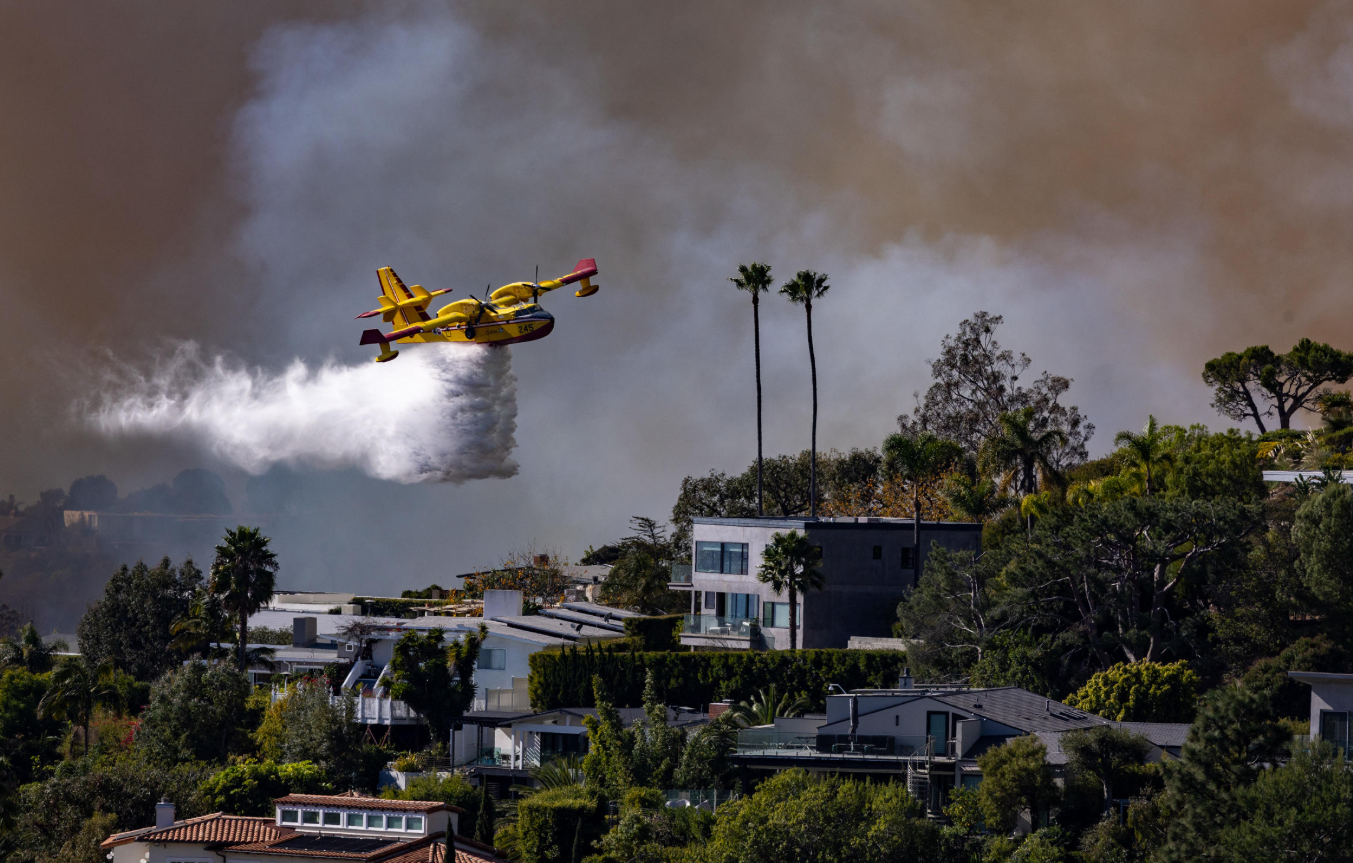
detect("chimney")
[483,589,523,620]
[155,798,176,829]
[898,667,913,690]
[708,702,731,719]
[293,617,317,648]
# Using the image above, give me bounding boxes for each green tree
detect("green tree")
[1066,661,1200,723]
[0,622,62,673]
[208,526,279,671]
[516,785,605,863]
[1203,339,1353,432]
[756,530,824,651]
[382,772,481,828]
[387,624,485,743]
[672,717,735,791]
[1159,682,1290,862]
[882,431,964,553]
[896,547,1017,679]
[981,407,1068,531]
[38,659,120,757]
[581,675,635,798]
[600,517,683,614]
[1212,738,1353,861]
[0,668,63,785]
[728,684,811,727]
[1113,415,1174,497]
[731,262,773,517]
[1293,483,1353,626]
[197,759,329,815]
[79,557,201,681]
[135,662,252,764]
[976,735,1058,834]
[1060,726,1151,811]
[629,671,685,791]
[253,680,370,787]
[474,780,496,845]
[780,269,831,517]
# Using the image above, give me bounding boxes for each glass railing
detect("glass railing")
[735,731,939,758]
[669,563,693,584]
[682,615,759,637]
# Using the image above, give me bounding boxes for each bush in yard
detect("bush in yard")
[516,786,605,863]
[1065,661,1199,723]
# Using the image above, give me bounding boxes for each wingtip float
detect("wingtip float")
[355,259,598,362]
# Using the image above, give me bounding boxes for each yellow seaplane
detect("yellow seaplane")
[356,259,598,362]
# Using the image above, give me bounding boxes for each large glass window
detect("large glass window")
[322,811,341,826]
[478,649,506,670]
[280,809,299,824]
[346,813,364,828]
[695,542,749,574]
[366,814,384,829]
[386,816,404,831]
[727,592,758,619]
[406,816,424,832]
[1321,710,1350,750]
[301,811,320,825]
[762,602,791,628]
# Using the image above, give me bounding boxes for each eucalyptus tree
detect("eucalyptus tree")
[780,270,831,516]
[209,526,279,671]
[731,262,773,516]
[757,530,825,651]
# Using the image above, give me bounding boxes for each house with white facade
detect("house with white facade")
[1289,670,1353,752]
[676,516,983,650]
[100,793,505,863]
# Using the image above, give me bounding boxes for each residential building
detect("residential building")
[100,793,505,863]
[1289,670,1353,752]
[676,517,983,650]
[731,679,1188,818]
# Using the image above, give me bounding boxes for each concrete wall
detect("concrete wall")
[1308,678,1353,737]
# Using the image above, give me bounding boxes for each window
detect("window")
[479,649,506,670]
[900,547,915,570]
[280,809,299,824]
[872,545,882,560]
[346,813,364,828]
[322,811,341,826]
[301,811,320,825]
[386,816,404,830]
[727,592,758,619]
[366,814,384,829]
[695,542,749,574]
[1321,710,1350,750]
[406,816,424,832]
[762,602,791,628]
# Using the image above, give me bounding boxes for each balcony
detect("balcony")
[669,563,692,585]
[680,615,774,649]
[735,730,944,760]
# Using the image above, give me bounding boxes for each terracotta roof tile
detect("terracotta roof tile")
[275,795,460,813]
[413,837,508,863]
[101,814,285,849]
[227,832,422,859]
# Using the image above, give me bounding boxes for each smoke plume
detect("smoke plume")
[88,344,518,484]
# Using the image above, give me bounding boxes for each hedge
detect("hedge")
[621,615,683,651]
[528,643,909,711]
[516,786,606,863]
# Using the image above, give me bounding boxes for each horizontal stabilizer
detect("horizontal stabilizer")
[359,329,389,346]
[557,258,598,286]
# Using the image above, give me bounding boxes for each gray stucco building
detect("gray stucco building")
[674,516,983,650]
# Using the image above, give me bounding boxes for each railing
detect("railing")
[681,615,774,649]
[351,695,420,725]
[735,731,938,759]
[664,789,738,811]
[669,564,693,584]
[484,688,532,711]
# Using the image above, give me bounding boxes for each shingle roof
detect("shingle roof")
[101,813,285,849]
[930,688,1108,734]
[275,795,460,813]
[1114,721,1191,748]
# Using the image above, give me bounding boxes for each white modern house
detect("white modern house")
[101,793,505,863]
[675,517,983,650]
[1289,670,1353,752]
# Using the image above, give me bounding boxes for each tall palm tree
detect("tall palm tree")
[882,432,964,561]
[730,684,812,727]
[731,262,774,516]
[0,622,63,673]
[780,270,831,517]
[980,408,1068,532]
[1113,415,1174,497]
[38,658,119,757]
[209,526,279,671]
[756,529,825,651]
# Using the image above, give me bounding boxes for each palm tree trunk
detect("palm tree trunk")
[753,294,764,517]
[238,608,249,672]
[806,300,817,518]
[789,582,798,651]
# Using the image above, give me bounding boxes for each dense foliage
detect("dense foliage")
[528,643,909,711]
[77,557,201,682]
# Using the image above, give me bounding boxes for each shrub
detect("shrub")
[621,615,683,652]
[516,786,605,863]
[1065,661,1199,723]
[382,773,481,830]
[197,759,330,816]
[528,644,907,711]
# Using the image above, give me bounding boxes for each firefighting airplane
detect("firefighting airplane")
[355,259,598,362]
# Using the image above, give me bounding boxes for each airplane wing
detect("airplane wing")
[379,268,433,328]
[491,258,599,304]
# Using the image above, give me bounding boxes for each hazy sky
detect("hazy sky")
[5,1,1353,592]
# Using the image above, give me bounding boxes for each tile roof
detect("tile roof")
[275,794,460,813]
[228,833,423,859]
[101,813,285,849]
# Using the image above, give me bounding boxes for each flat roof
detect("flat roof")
[692,517,982,531]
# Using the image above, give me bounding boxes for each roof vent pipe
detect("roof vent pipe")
[1045,699,1051,713]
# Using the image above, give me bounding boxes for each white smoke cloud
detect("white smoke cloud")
[87,343,518,484]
